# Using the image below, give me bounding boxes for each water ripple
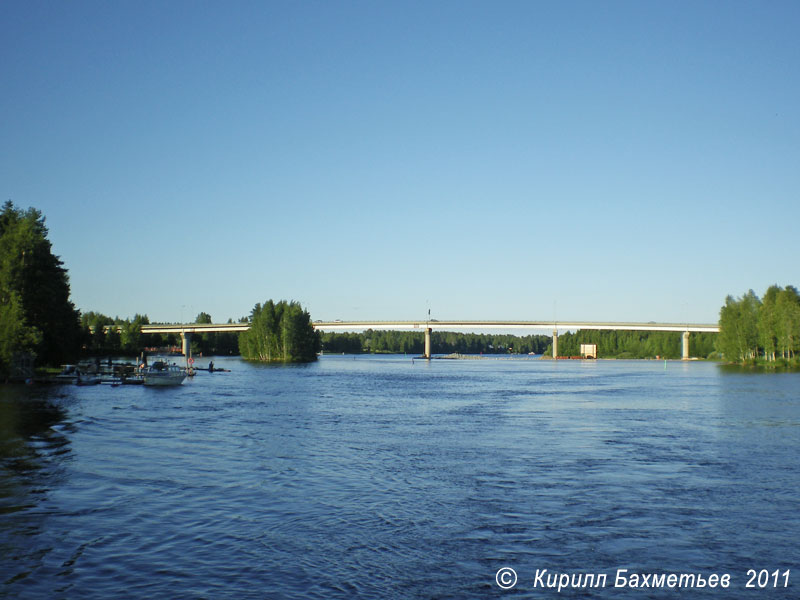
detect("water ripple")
[1,359,799,598]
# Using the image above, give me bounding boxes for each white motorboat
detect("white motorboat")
[142,361,187,386]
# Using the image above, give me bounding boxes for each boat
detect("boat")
[141,361,187,386]
[75,371,101,386]
[56,364,79,383]
[58,364,101,385]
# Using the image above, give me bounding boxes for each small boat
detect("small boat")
[75,371,101,386]
[56,365,79,383]
[142,361,187,386]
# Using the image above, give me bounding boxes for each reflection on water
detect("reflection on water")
[1,358,799,598]
[0,387,70,509]
[1,387,72,589]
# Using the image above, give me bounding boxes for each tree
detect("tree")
[0,201,81,371]
[120,314,149,354]
[718,285,800,365]
[759,285,781,361]
[239,300,320,362]
[215,318,244,355]
[718,292,761,363]
[81,311,113,355]
[193,312,215,355]
[775,286,800,360]
[0,291,41,374]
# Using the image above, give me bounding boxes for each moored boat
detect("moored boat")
[75,372,102,385]
[142,361,187,386]
[56,365,79,383]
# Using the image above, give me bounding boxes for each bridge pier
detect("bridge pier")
[424,328,432,359]
[552,329,558,358]
[682,331,690,360]
[181,332,192,357]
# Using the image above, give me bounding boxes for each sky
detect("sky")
[2,0,798,326]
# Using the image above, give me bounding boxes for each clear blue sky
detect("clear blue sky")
[2,0,798,325]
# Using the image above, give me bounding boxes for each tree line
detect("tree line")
[23,201,790,371]
[1,201,322,374]
[322,330,552,355]
[192,312,245,356]
[544,329,718,360]
[81,301,323,363]
[80,311,242,357]
[322,329,550,354]
[76,319,721,361]
[321,329,718,358]
[83,300,322,363]
[717,285,800,364]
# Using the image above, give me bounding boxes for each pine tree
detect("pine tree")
[0,202,81,372]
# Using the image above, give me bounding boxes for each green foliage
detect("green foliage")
[0,291,42,373]
[321,330,551,355]
[718,285,800,364]
[239,300,320,363]
[0,201,81,372]
[79,312,152,356]
[542,329,718,359]
[692,332,718,359]
[190,313,242,356]
[79,311,243,357]
[120,314,149,354]
[321,329,724,358]
[322,332,367,353]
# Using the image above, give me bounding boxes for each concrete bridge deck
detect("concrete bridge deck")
[140,320,718,360]
[308,320,719,333]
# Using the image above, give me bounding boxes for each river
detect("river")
[1,356,798,598]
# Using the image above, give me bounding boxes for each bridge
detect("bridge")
[141,320,719,360]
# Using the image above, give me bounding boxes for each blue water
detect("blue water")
[1,356,798,598]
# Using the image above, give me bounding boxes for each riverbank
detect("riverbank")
[720,359,800,372]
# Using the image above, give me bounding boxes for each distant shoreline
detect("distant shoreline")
[431,353,711,361]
